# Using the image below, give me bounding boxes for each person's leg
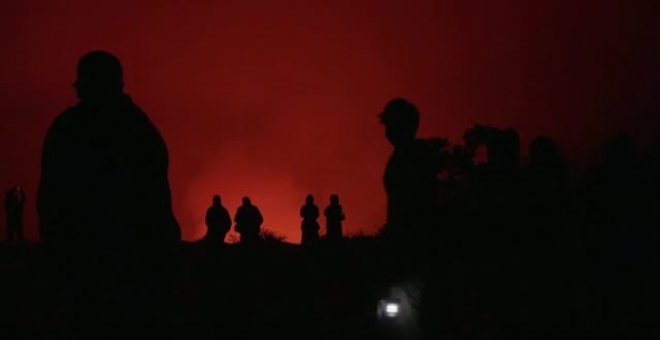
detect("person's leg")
[7,224,15,242]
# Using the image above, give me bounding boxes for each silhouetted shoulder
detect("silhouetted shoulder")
[125,101,170,164]
[43,106,81,139]
[53,105,82,123]
[40,107,82,175]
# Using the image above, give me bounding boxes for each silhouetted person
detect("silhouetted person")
[300,194,320,246]
[581,134,641,257]
[523,136,571,336]
[36,51,180,250]
[324,194,345,242]
[640,139,660,243]
[528,136,568,183]
[204,195,231,245]
[487,127,521,171]
[234,197,263,244]
[579,134,647,336]
[638,139,660,334]
[465,127,526,335]
[380,98,437,242]
[379,98,443,339]
[5,186,26,242]
[525,136,569,246]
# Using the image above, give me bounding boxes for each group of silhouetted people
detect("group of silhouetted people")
[299,194,345,246]
[203,194,344,245]
[19,50,658,338]
[203,196,263,245]
[378,97,660,339]
[34,50,349,250]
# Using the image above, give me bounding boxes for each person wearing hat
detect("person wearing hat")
[379,98,447,340]
[380,98,437,242]
[37,51,180,250]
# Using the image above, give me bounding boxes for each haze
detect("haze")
[1,0,657,242]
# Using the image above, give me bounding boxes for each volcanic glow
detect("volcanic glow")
[0,1,658,243]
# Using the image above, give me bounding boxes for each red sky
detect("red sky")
[1,0,658,242]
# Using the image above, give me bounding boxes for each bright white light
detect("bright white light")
[385,302,399,317]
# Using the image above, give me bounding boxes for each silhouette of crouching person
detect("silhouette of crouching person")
[234,197,263,245]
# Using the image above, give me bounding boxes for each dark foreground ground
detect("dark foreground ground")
[1,238,658,339]
[1,239,414,340]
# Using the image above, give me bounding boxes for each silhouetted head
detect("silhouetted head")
[74,51,124,102]
[463,124,493,153]
[487,128,520,169]
[213,195,221,205]
[305,194,314,205]
[242,197,251,206]
[529,136,561,168]
[330,194,339,205]
[603,134,636,168]
[380,98,419,147]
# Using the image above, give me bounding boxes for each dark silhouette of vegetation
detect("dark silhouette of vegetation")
[260,228,287,244]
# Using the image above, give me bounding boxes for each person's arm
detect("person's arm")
[256,209,264,227]
[222,209,232,231]
[233,209,242,232]
[234,209,241,224]
[205,209,212,228]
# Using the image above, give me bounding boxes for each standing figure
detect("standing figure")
[5,187,26,242]
[234,197,263,244]
[204,194,231,245]
[300,194,320,246]
[380,98,437,242]
[324,194,345,242]
[36,51,180,249]
[379,98,442,339]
